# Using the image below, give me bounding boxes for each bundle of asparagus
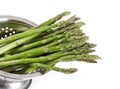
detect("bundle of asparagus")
[0,11,100,74]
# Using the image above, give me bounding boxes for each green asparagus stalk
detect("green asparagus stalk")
[13,11,70,32]
[0,36,88,62]
[34,11,71,28]
[25,54,100,74]
[0,24,56,45]
[0,15,79,45]
[6,42,97,73]
[20,20,82,46]
[30,22,84,44]
[79,43,96,49]
[3,45,95,73]
[1,65,26,72]
[0,34,40,55]
[16,54,100,74]
[5,34,65,54]
[26,63,78,74]
[42,29,85,48]
[0,16,80,55]
[0,47,95,68]
[12,54,99,74]
[29,16,79,41]
[38,15,80,39]
[10,11,70,32]
[23,49,95,74]
[42,21,84,39]
[23,65,38,74]
[7,29,84,54]
[0,11,100,75]
[47,54,100,65]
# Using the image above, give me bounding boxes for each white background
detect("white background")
[0,0,120,89]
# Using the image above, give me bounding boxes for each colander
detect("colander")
[0,15,44,89]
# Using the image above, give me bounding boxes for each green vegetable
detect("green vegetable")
[27,63,78,74]
[0,11,100,74]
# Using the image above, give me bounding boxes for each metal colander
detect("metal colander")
[0,15,43,89]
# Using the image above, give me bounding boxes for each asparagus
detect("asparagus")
[3,45,95,73]
[47,54,101,65]
[23,65,38,74]
[33,15,80,39]
[17,30,84,54]
[1,65,26,72]
[6,34,65,54]
[23,49,95,74]
[0,35,88,62]
[31,21,84,43]
[6,27,84,54]
[0,16,80,55]
[25,54,100,74]
[13,54,100,74]
[0,47,96,68]
[42,29,85,48]
[41,21,84,40]
[19,17,81,46]
[4,44,95,72]
[0,34,39,55]
[80,43,97,49]
[0,11,100,74]
[26,63,78,74]
[0,15,78,45]
[41,15,80,38]
[13,11,70,32]
[34,11,71,28]
[0,23,55,45]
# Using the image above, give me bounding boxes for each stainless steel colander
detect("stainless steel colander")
[0,15,44,89]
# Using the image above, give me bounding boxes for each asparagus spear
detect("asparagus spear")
[6,34,65,54]
[47,54,100,65]
[0,11,100,75]
[2,44,95,72]
[0,16,80,55]
[0,23,55,45]
[30,22,84,42]
[2,44,95,73]
[40,15,80,38]
[13,11,70,32]
[41,29,85,48]
[24,54,100,74]
[0,15,79,45]
[7,54,99,74]
[1,65,26,72]
[13,53,100,74]
[41,21,84,40]
[22,49,95,74]
[18,16,81,45]
[34,11,71,28]
[23,65,38,74]
[0,36,88,62]
[43,35,85,48]
[7,28,84,54]
[26,63,78,74]
[0,34,40,55]
[0,47,95,68]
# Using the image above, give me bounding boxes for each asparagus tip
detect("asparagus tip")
[73,15,81,21]
[63,68,78,74]
[86,59,98,63]
[68,15,80,23]
[94,55,101,59]
[76,22,86,27]
[63,11,71,15]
